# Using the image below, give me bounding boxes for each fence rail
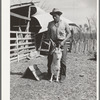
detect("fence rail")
[10,31,97,62]
[71,32,97,54]
[10,31,36,62]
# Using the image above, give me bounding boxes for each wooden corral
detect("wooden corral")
[10,31,35,62]
[10,2,79,63]
[10,2,52,62]
[10,2,38,62]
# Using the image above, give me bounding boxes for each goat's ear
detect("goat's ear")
[50,39,56,46]
[61,49,64,51]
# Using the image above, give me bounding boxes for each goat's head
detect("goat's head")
[53,47,63,60]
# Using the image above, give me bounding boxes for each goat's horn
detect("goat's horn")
[58,44,61,48]
[50,39,56,46]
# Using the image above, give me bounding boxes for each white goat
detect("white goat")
[50,47,63,82]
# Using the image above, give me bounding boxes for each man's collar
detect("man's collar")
[54,19,62,23]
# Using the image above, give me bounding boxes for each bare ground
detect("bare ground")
[10,53,97,100]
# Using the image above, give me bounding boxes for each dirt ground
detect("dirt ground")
[10,52,97,100]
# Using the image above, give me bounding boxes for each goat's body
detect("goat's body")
[49,47,62,82]
[51,60,60,74]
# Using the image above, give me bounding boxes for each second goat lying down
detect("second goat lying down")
[50,47,63,82]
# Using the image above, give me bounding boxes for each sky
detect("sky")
[36,0,97,25]
[10,0,97,25]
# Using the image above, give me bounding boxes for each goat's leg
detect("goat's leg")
[49,73,53,82]
[56,70,60,82]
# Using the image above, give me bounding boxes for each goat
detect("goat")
[49,46,63,82]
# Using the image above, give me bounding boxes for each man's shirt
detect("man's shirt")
[47,20,70,41]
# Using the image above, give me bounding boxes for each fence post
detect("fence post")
[25,6,31,32]
[16,32,19,62]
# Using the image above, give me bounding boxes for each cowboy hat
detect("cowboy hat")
[50,8,62,15]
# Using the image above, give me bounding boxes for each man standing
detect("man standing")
[47,8,71,82]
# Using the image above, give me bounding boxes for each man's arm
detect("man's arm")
[60,23,71,46]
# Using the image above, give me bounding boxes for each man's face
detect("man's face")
[52,14,60,22]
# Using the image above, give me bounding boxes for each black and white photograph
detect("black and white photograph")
[2,0,98,100]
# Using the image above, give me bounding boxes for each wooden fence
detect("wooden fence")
[10,31,97,63]
[10,31,36,63]
[71,32,97,54]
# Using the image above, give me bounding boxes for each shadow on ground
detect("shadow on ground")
[10,72,23,75]
[88,57,96,61]
[10,70,49,81]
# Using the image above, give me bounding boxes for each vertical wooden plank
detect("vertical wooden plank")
[93,39,96,51]
[38,33,44,51]
[84,40,88,54]
[77,40,80,53]
[72,40,76,53]
[25,6,31,32]
[16,32,19,62]
[76,41,79,53]
[31,33,36,49]
[25,6,31,56]
[94,39,97,51]
[88,39,93,52]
